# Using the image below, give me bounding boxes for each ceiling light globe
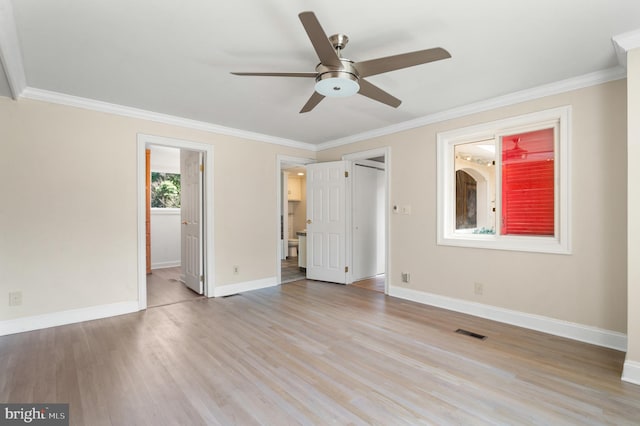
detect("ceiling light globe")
[314,72,360,98]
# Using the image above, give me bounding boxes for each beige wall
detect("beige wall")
[627,48,640,360]
[318,80,628,332]
[0,80,631,336]
[0,97,314,321]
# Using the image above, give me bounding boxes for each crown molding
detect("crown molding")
[15,65,625,154]
[0,0,26,99]
[19,87,318,151]
[613,29,640,68]
[316,66,626,151]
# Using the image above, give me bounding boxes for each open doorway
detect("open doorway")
[282,165,307,283]
[276,149,389,293]
[137,135,215,310]
[145,146,203,307]
[277,155,315,285]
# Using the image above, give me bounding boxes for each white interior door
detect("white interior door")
[353,164,385,281]
[181,150,203,294]
[306,161,348,284]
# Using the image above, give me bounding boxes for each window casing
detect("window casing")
[437,106,571,254]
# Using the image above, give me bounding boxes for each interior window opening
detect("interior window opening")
[436,106,570,254]
[454,140,496,235]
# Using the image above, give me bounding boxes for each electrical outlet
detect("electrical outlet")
[401,205,412,215]
[401,272,411,284]
[9,291,22,306]
[474,282,484,296]
[233,265,239,275]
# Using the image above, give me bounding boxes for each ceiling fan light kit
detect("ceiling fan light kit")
[314,59,360,97]
[231,11,451,113]
[315,72,360,97]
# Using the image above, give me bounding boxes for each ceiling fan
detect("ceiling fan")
[231,11,451,113]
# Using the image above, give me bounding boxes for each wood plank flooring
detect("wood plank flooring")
[1,280,640,425]
[147,267,203,308]
[281,256,306,284]
[351,275,386,293]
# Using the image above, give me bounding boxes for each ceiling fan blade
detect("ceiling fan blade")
[357,79,401,108]
[231,72,317,78]
[354,47,451,77]
[298,12,342,68]
[300,91,325,113]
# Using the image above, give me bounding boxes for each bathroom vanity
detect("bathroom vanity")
[297,230,306,271]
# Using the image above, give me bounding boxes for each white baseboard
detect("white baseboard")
[622,360,640,386]
[213,277,278,297]
[151,261,181,269]
[388,286,627,351]
[0,277,279,335]
[0,301,139,336]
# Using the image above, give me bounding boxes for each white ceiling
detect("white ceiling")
[2,0,640,146]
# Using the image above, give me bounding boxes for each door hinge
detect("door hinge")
[200,275,204,282]
[199,164,204,172]
[345,266,349,273]
[344,171,349,178]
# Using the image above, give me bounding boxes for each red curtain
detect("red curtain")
[501,128,554,236]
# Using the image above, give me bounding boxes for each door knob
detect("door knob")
[182,220,188,225]
[306,219,312,224]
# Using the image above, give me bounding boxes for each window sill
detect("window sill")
[437,234,571,254]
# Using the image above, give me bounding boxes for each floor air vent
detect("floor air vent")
[455,329,487,340]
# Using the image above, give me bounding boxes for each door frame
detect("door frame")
[343,147,390,293]
[137,134,215,310]
[276,155,315,285]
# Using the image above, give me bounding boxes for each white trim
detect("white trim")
[14,66,624,150]
[436,106,571,254]
[20,87,316,151]
[388,285,627,351]
[151,261,181,270]
[342,147,391,294]
[137,134,215,310]
[622,360,640,386]
[613,29,640,68]
[0,301,138,336]
[12,66,624,151]
[317,67,625,151]
[276,155,316,285]
[150,207,181,215]
[213,277,278,297]
[0,0,27,98]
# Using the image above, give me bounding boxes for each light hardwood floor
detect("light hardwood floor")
[352,275,385,293]
[147,267,203,308]
[281,256,305,284]
[1,280,639,425]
